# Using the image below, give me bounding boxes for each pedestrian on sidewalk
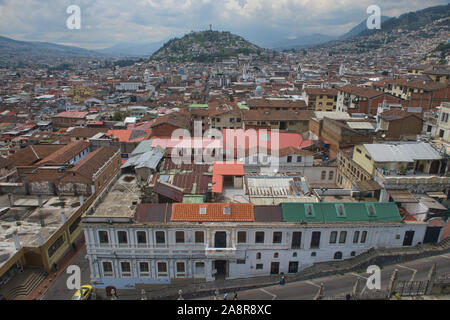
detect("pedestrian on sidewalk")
[178,289,184,300]
[141,289,147,300]
[223,293,228,300]
[280,276,286,285]
[232,291,238,300]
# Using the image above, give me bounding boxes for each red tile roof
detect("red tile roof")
[54,111,89,119]
[338,85,383,99]
[212,161,244,193]
[222,129,305,157]
[171,203,254,222]
[106,129,151,142]
[36,141,90,166]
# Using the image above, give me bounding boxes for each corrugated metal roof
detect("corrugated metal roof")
[121,149,163,170]
[346,121,376,130]
[396,142,442,161]
[364,144,413,162]
[131,140,154,156]
[154,181,184,202]
[254,205,283,222]
[182,195,205,203]
[135,203,172,223]
[388,189,418,203]
[364,142,441,162]
[281,202,402,223]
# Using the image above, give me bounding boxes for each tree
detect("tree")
[112,111,125,121]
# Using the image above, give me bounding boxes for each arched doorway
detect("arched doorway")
[334,251,342,260]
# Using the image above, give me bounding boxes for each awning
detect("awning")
[353,180,382,192]
[388,189,418,203]
[426,192,447,199]
[415,195,448,211]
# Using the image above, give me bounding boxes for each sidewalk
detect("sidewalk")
[21,237,86,300]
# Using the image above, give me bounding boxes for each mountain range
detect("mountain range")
[0,4,448,61]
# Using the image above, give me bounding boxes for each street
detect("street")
[42,246,91,300]
[41,249,450,300]
[198,253,450,300]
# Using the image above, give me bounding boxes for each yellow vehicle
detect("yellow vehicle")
[71,285,93,300]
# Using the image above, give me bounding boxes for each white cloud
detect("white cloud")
[0,0,447,49]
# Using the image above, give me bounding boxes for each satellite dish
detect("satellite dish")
[381,134,386,138]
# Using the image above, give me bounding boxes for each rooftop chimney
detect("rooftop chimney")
[13,231,21,250]
[8,193,14,207]
[60,212,66,224]
[37,234,44,246]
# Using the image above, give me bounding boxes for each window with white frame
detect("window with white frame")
[329,231,337,244]
[155,231,165,244]
[176,231,185,243]
[136,231,147,244]
[339,231,347,244]
[176,262,186,278]
[353,231,360,243]
[195,262,205,276]
[117,231,128,244]
[102,261,113,277]
[237,231,246,243]
[120,261,131,277]
[157,261,168,277]
[361,231,367,243]
[139,262,150,277]
[98,230,109,244]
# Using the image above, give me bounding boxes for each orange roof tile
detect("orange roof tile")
[212,161,244,193]
[106,130,131,142]
[106,129,152,142]
[171,203,254,222]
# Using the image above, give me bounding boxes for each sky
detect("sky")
[0,0,448,49]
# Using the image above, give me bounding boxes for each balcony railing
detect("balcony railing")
[376,167,449,178]
[204,247,237,257]
[374,169,450,187]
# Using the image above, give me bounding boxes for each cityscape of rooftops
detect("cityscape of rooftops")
[0,0,449,312]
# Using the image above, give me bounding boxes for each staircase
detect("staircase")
[437,237,450,250]
[3,267,47,300]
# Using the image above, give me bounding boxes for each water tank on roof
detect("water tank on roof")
[255,85,264,97]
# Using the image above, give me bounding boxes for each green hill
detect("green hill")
[359,4,450,37]
[151,30,265,62]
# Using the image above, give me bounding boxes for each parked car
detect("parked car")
[71,285,93,300]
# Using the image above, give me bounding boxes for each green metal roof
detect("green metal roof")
[281,202,402,223]
[189,104,208,109]
[238,104,249,110]
[182,195,205,203]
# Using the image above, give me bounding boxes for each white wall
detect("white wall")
[84,221,427,287]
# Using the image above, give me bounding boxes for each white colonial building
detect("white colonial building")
[82,202,432,289]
